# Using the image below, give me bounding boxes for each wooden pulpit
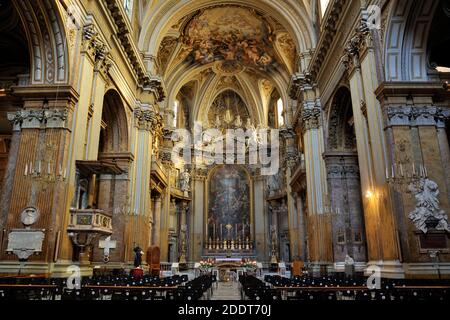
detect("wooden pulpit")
[146,246,161,276]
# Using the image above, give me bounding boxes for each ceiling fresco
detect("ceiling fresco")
[182,6,277,70]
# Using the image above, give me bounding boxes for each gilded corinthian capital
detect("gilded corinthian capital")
[301,107,322,132]
[134,107,156,131]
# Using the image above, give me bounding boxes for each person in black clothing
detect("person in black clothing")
[133,246,144,268]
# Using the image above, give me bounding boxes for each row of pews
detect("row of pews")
[239,275,282,301]
[260,275,450,301]
[0,274,215,300]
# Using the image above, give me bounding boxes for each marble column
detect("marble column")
[152,196,162,247]
[345,20,403,277]
[128,105,155,257]
[1,86,77,270]
[270,203,279,263]
[191,169,205,262]
[300,85,333,271]
[179,202,188,265]
[295,193,308,262]
[253,175,267,262]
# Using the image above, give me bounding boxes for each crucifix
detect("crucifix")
[99,236,116,262]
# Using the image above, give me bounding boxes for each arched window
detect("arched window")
[124,0,133,18]
[277,98,284,127]
[173,100,179,128]
[320,0,331,18]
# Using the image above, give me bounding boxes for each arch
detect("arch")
[99,90,129,153]
[138,0,315,65]
[11,0,69,85]
[203,89,251,126]
[327,86,356,151]
[165,62,289,128]
[384,0,440,81]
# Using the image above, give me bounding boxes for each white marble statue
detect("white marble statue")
[344,254,354,265]
[179,169,191,192]
[408,178,450,233]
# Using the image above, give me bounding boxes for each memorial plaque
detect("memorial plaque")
[7,229,45,260]
[418,233,448,250]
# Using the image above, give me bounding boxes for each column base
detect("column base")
[0,260,94,278]
[333,261,367,273]
[0,261,51,276]
[365,260,405,279]
[403,262,450,279]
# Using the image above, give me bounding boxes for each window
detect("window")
[173,100,179,127]
[123,0,133,18]
[337,229,346,244]
[320,0,331,18]
[277,98,284,127]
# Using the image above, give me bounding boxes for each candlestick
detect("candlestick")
[412,162,416,175]
[24,163,28,176]
[391,165,394,178]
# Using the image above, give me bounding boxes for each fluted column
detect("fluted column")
[302,105,333,270]
[0,86,78,270]
[345,15,402,277]
[125,105,155,259]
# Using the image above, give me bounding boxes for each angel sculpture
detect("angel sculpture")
[408,178,449,233]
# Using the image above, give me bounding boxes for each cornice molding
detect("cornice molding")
[103,0,166,101]
[308,0,346,80]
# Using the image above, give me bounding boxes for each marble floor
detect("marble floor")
[211,281,242,300]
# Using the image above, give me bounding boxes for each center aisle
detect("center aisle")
[211,281,242,300]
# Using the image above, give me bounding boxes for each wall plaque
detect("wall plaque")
[417,232,449,251]
[7,229,45,260]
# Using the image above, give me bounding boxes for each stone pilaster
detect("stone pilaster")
[0,86,78,270]
[344,13,403,277]
[126,105,156,257]
[293,76,332,270]
[376,84,450,274]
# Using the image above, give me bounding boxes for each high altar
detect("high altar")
[202,165,255,258]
